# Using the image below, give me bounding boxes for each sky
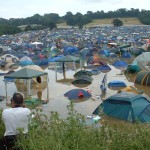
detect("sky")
[0,0,149,19]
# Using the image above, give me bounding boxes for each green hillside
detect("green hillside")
[57,17,142,28]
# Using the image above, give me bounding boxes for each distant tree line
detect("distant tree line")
[0,8,149,35]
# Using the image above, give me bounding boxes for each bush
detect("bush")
[0,109,5,137]
[112,18,123,27]
[1,104,150,150]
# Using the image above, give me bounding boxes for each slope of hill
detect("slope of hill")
[57,18,142,28]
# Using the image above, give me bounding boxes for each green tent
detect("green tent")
[119,44,131,49]
[74,70,92,78]
[54,55,81,80]
[125,64,141,74]
[72,75,93,85]
[4,68,47,79]
[134,71,150,86]
[4,68,49,101]
[93,92,150,123]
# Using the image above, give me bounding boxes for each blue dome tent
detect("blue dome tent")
[112,60,128,70]
[64,89,91,101]
[108,80,127,88]
[98,64,112,73]
[121,52,132,59]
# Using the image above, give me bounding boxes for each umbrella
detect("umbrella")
[64,89,92,101]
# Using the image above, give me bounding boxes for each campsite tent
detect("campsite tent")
[121,52,132,59]
[4,68,49,100]
[64,89,91,101]
[118,86,143,94]
[98,64,112,73]
[20,56,34,66]
[132,52,150,70]
[0,54,19,63]
[134,71,150,86]
[125,64,141,74]
[93,92,150,123]
[119,44,131,49]
[112,60,128,69]
[74,70,92,78]
[108,80,127,88]
[55,55,81,80]
[72,75,93,86]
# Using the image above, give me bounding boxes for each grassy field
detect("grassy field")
[18,18,142,30]
[57,17,142,28]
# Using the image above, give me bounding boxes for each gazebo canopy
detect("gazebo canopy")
[55,55,80,62]
[4,68,47,79]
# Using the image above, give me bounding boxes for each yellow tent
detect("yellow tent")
[118,86,143,94]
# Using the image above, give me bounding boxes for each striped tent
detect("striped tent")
[134,71,150,86]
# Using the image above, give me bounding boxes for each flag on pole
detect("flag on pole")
[100,73,107,92]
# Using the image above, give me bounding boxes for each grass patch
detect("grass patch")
[57,17,142,28]
[85,18,142,27]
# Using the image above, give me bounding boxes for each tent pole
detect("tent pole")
[55,62,57,81]
[27,79,31,97]
[46,75,49,100]
[80,60,82,70]
[74,61,77,72]
[146,76,149,86]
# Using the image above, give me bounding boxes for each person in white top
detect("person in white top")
[1,92,31,150]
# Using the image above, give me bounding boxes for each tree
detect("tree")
[25,24,32,31]
[112,18,123,27]
[48,21,57,30]
[138,10,150,25]
[0,25,21,36]
[64,12,76,26]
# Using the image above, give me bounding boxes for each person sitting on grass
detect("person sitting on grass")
[0,92,31,150]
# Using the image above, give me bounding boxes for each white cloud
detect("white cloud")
[0,0,149,19]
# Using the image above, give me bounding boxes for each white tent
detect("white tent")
[20,56,32,62]
[133,52,150,71]
[0,54,19,63]
[31,41,43,48]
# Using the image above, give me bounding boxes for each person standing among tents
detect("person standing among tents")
[0,93,31,150]
[37,91,49,104]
